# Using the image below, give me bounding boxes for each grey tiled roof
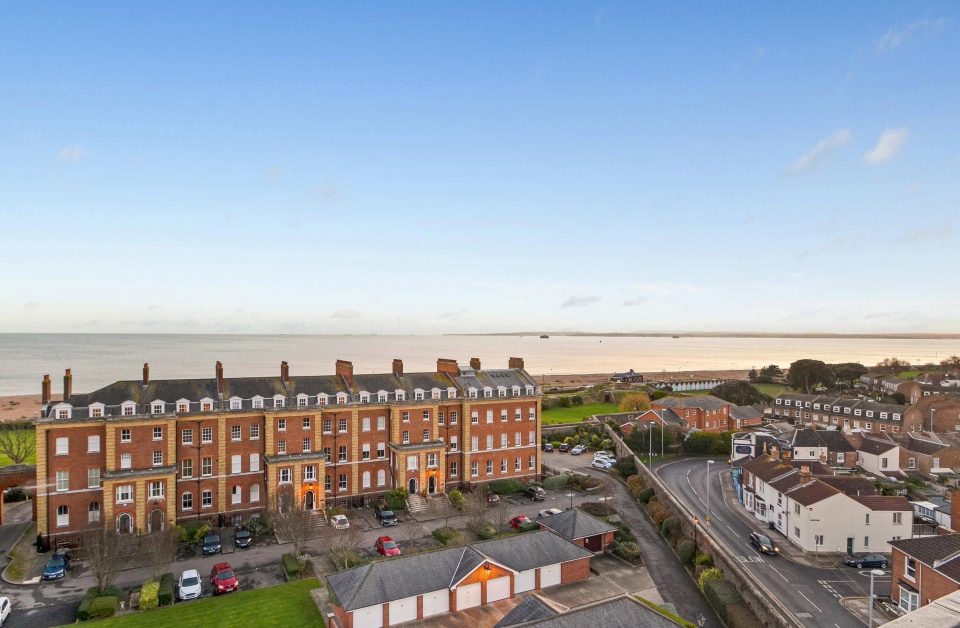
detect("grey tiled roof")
[858,438,898,455]
[495,596,558,627]
[792,429,854,451]
[537,508,617,541]
[730,404,762,420]
[653,395,729,411]
[889,534,960,582]
[499,595,681,628]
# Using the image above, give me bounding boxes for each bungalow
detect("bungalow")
[536,508,617,553]
[889,534,960,614]
[326,531,593,628]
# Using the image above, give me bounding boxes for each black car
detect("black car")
[843,553,888,569]
[523,486,546,502]
[374,505,398,526]
[542,443,554,452]
[748,532,779,556]
[234,529,252,549]
[487,493,500,507]
[202,533,222,555]
[558,443,570,452]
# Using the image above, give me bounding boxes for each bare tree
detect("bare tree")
[493,498,511,534]
[143,526,181,581]
[328,524,364,571]
[0,423,36,465]
[81,524,122,593]
[464,486,489,535]
[271,488,314,569]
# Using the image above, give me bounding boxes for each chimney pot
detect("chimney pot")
[470,357,481,370]
[281,361,289,382]
[392,359,404,378]
[63,368,72,402]
[437,358,459,376]
[42,374,51,405]
[143,362,150,385]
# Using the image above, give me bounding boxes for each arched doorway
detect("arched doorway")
[427,475,437,495]
[407,477,417,494]
[304,490,315,511]
[117,513,132,534]
[149,509,164,533]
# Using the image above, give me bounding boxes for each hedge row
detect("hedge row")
[140,580,159,610]
[282,553,301,578]
[77,586,122,621]
[159,572,175,606]
[488,479,523,494]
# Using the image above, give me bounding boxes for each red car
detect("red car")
[210,562,239,595]
[375,536,401,557]
[510,515,531,529]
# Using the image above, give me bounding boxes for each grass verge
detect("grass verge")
[542,402,620,424]
[0,429,37,466]
[4,522,36,582]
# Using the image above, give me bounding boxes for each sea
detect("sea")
[1,333,959,397]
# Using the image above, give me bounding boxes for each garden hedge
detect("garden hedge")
[139,580,159,610]
[488,479,522,494]
[158,572,175,606]
[88,596,119,619]
[282,553,301,578]
[677,539,696,565]
[637,487,655,504]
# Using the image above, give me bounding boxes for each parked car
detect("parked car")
[523,486,546,502]
[558,443,570,452]
[570,445,586,455]
[210,562,239,595]
[202,533,222,555]
[487,493,501,507]
[330,514,350,530]
[538,508,562,519]
[234,529,252,549]
[843,553,888,569]
[42,549,70,580]
[375,536,401,557]
[0,596,10,626]
[749,532,779,556]
[510,515,532,529]
[591,459,614,470]
[374,505,398,526]
[178,569,202,600]
[542,443,554,452]
[593,451,616,461]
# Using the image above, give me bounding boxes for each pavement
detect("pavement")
[655,457,894,628]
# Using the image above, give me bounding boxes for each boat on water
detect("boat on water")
[540,334,549,339]
[672,335,680,339]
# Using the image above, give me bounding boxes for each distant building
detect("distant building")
[772,392,910,435]
[610,369,644,384]
[650,395,731,433]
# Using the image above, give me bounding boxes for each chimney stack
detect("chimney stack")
[437,358,459,376]
[800,464,811,477]
[392,359,404,378]
[336,360,354,388]
[216,361,224,395]
[143,363,150,385]
[508,357,525,370]
[951,490,960,534]
[281,361,289,383]
[63,369,72,402]
[470,357,481,370]
[41,374,51,405]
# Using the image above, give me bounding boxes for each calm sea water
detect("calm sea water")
[1,333,959,396]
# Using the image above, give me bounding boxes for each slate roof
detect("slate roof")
[786,480,840,506]
[859,438,898,455]
[730,405,763,420]
[850,495,912,512]
[326,531,592,611]
[537,508,617,541]
[904,436,948,456]
[889,534,960,582]
[494,596,559,627]
[742,455,796,484]
[652,395,729,411]
[792,429,854,451]
[497,595,681,628]
[818,476,881,496]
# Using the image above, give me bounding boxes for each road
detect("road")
[656,457,888,628]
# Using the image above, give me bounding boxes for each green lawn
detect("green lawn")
[542,402,621,424]
[0,429,36,466]
[897,370,921,379]
[89,578,325,627]
[751,383,789,397]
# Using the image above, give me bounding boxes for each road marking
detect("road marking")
[769,565,789,582]
[798,591,823,612]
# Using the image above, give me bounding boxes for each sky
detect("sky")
[1,2,958,335]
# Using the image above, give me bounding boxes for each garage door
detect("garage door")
[487,576,511,602]
[352,604,383,628]
[388,596,418,625]
[540,563,561,588]
[515,569,536,593]
[422,589,449,618]
[456,583,482,610]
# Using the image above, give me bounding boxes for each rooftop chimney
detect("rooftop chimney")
[336,360,354,388]
[437,358,459,376]
[951,490,960,534]
[392,359,404,378]
[143,362,150,386]
[63,369,72,402]
[42,374,51,405]
[470,357,481,371]
[281,361,289,383]
[508,357,525,370]
[216,361,224,395]
[800,464,811,477]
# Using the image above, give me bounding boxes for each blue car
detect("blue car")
[42,550,70,580]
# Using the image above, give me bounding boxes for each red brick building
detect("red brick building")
[889,534,960,613]
[35,357,541,538]
[650,395,731,433]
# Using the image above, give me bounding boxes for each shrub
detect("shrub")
[326,505,344,517]
[76,588,100,620]
[139,580,160,611]
[282,553,301,578]
[696,553,714,567]
[518,521,539,533]
[448,489,465,511]
[614,457,638,477]
[637,488,656,504]
[651,389,667,400]
[158,572,175,606]
[549,440,562,448]
[652,508,671,528]
[182,519,211,544]
[724,602,761,628]
[698,567,723,591]
[677,539,696,565]
[661,515,681,541]
[612,541,641,560]
[489,479,522,494]
[558,396,572,408]
[432,527,463,545]
[569,475,601,491]
[579,501,615,517]
[384,488,408,510]
[3,487,27,503]
[478,523,499,540]
[88,596,119,619]
[704,576,743,621]
[614,523,636,544]
[626,475,645,498]
[245,516,270,537]
[570,395,584,405]
[542,474,569,490]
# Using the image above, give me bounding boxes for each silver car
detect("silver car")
[178,569,202,601]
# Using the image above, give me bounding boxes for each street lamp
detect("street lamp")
[867,568,884,627]
[692,516,700,549]
[649,421,656,468]
[706,460,715,525]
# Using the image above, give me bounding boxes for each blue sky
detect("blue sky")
[1,2,958,334]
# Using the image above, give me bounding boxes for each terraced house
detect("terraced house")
[34,357,541,539]
[772,393,912,435]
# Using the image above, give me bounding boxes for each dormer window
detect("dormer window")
[297,394,309,407]
[893,413,901,420]
[833,406,840,413]
[121,401,137,416]
[880,412,888,419]
[844,407,851,414]
[273,395,285,408]
[359,391,370,403]
[512,385,521,396]
[89,403,105,418]
[315,393,328,406]
[448,387,457,399]
[335,392,348,405]
[395,389,406,402]
[484,387,493,398]
[377,390,388,403]
[468,387,478,399]
[252,396,264,409]
[55,404,72,419]
[431,388,441,400]
[200,399,213,412]
[230,397,242,410]
[151,401,165,414]
[414,389,425,401]
[854,409,862,416]
[176,399,190,413]
[497,386,507,397]
[814,403,820,410]
[866,410,874,418]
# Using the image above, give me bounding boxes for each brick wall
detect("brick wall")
[560,557,591,584]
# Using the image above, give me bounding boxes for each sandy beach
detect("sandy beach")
[0,369,750,423]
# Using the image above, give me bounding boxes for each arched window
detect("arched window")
[377,469,386,487]
[88,501,100,523]
[362,471,371,488]
[56,504,69,527]
[117,512,133,534]
[250,484,260,503]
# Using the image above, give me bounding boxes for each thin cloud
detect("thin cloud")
[622,297,647,307]
[330,309,362,319]
[561,295,600,308]
[57,145,86,163]
[890,224,954,245]
[876,18,947,52]
[864,128,909,164]
[785,130,851,174]
[440,310,467,320]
